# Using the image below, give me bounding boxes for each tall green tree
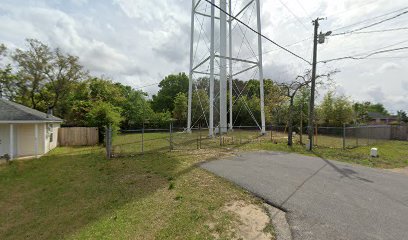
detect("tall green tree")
[0,44,16,99]
[11,39,86,114]
[12,39,52,109]
[151,73,189,112]
[172,92,188,126]
[353,102,390,124]
[42,48,86,116]
[318,91,353,126]
[397,110,408,123]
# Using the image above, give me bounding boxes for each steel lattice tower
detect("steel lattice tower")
[187,0,266,137]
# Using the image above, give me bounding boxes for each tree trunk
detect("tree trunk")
[288,97,294,146]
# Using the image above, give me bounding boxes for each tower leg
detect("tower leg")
[209,0,215,137]
[256,0,266,134]
[187,0,196,133]
[228,0,233,131]
[219,0,228,133]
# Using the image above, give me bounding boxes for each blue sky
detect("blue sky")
[0,0,407,113]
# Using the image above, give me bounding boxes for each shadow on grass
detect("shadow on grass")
[0,146,187,240]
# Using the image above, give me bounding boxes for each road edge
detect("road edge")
[263,203,293,240]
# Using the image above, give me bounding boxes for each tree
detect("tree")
[172,92,187,126]
[277,69,337,145]
[318,91,353,126]
[397,110,408,123]
[151,73,189,112]
[277,74,311,146]
[191,89,209,128]
[42,48,86,116]
[12,39,52,110]
[0,44,16,99]
[86,101,123,143]
[353,102,390,124]
[11,39,86,114]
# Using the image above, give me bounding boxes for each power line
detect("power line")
[332,6,408,32]
[135,82,161,90]
[332,9,408,36]
[318,46,408,63]
[336,27,408,35]
[295,0,312,20]
[203,0,312,65]
[241,36,312,60]
[277,0,309,30]
[324,0,378,20]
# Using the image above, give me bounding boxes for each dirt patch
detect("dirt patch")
[223,200,274,240]
[389,167,408,176]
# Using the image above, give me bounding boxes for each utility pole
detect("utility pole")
[307,17,331,151]
[307,18,319,151]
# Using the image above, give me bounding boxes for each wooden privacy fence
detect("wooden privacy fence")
[58,127,99,146]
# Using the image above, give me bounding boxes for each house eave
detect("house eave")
[0,120,63,124]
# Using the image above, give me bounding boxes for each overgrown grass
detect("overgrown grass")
[0,145,263,240]
[243,140,408,169]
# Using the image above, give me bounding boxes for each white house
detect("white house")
[0,99,63,160]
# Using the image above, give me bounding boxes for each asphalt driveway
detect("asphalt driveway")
[201,151,408,240]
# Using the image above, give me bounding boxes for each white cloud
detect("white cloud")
[365,85,385,102]
[377,62,400,73]
[402,80,408,92]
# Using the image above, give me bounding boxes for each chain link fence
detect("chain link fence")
[105,124,408,158]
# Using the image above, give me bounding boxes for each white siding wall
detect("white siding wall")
[16,124,36,156]
[47,123,60,150]
[0,122,60,158]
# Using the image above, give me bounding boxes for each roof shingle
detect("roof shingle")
[0,98,63,122]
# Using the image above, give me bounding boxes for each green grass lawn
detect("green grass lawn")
[243,139,408,169]
[0,145,267,240]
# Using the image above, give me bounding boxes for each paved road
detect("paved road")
[201,151,408,240]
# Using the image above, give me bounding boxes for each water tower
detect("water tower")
[187,0,266,136]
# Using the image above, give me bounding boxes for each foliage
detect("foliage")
[151,73,189,112]
[85,101,123,128]
[353,102,390,124]
[0,44,16,99]
[397,110,408,123]
[318,91,353,126]
[11,39,86,113]
[191,89,209,128]
[172,92,188,126]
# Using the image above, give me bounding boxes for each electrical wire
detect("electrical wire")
[295,0,312,21]
[334,27,408,35]
[331,6,408,32]
[134,82,161,90]
[318,46,408,63]
[332,9,408,36]
[277,0,309,30]
[203,0,312,65]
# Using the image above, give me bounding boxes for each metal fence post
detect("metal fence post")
[142,124,144,155]
[199,124,202,149]
[239,126,242,144]
[169,122,173,151]
[343,123,346,150]
[270,125,273,142]
[219,125,222,146]
[367,126,370,145]
[106,125,111,159]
